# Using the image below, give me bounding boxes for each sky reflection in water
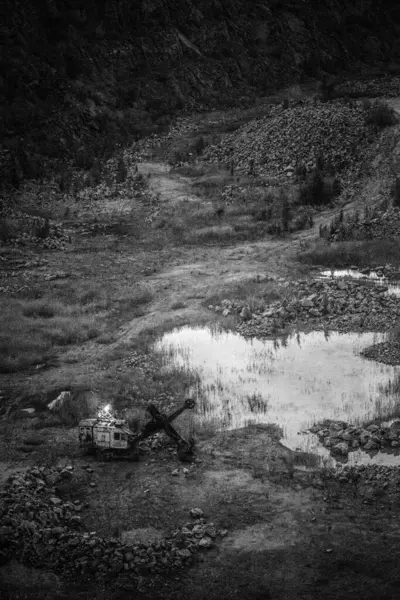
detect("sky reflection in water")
[155,326,400,466]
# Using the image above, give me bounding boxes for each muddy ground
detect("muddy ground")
[2,85,400,599]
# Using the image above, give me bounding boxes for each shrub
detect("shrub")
[299,169,324,205]
[59,171,70,192]
[90,162,102,186]
[315,152,324,172]
[291,208,313,232]
[295,162,307,181]
[75,148,95,170]
[35,218,51,239]
[22,300,57,319]
[365,100,398,128]
[393,177,400,207]
[318,75,336,102]
[192,136,205,155]
[0,219,11,242]
[116,157,127,183]
[281,195,291,232]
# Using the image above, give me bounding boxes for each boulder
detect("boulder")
[364,440,379,451]
[332,442,349,456]
[190,508,204,518]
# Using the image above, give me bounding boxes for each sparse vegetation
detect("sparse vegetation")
[392,177,400,207]
[298,237,400,269]
[299,166,341,206]
[0,283,153,373]
[364,99,398,127]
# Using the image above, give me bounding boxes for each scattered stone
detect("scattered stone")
[0,466,219,582]
[190,508,204,518]
[228,278,400,338]
[198,537,213,549]
[310,419,400,458]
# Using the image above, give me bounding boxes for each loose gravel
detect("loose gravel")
[0,465,220,582]
[201,100,374,184]
[208,278,400,337]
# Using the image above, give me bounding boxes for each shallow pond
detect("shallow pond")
[319,268,400,296]
[154,326,400,466]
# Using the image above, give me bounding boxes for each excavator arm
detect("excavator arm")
[129,398,195,460]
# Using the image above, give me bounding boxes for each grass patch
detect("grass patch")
[34,414,64,429]
[95,332,117,344]
[364,99,398,128]
[0,303,101,373]
[0,282,152,373]
[114,287,154,312]
[297,237,400,269]
[98,357,200,414]
[194,417,221,440]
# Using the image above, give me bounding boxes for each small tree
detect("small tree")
[36,218,50,239]
[0,219,11,243]
[393,177,400,207]
[310,169,325,205]
[295,161,307,181]
[116,157,127,183]
[332,177,341,199]
[315,152,324,172]
[281,196,291,232]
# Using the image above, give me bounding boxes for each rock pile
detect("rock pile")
[323,462,400,503]
[202,101,373,181]
[360,339,400,365]
[0,467,219,580]
[118,351,156,376]
[309,420,400,457]
[208,278,400,336]
[335,75,400,99]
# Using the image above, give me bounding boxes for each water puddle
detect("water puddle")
[319,268,400,296]
[154,326,400,466]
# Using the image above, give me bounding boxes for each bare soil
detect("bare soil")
[2,90,400,600]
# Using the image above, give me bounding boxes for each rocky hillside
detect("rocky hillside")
[2,0,400,187]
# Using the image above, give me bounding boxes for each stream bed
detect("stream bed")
[154,325,400,467]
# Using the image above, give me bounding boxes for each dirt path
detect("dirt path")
[138,162,210,207]
[4,151,386,397]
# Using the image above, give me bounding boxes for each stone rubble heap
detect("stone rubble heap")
[0,467,220,580]
[201,101,374,182]
[335,75,400,98]
[323,462,400,503]
[208,278,400,336]
[360,338,400,365]
[309,420,400,457]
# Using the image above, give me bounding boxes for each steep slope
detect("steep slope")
[2,0,400,187]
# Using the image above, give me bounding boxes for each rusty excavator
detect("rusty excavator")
[78,398,195,462]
